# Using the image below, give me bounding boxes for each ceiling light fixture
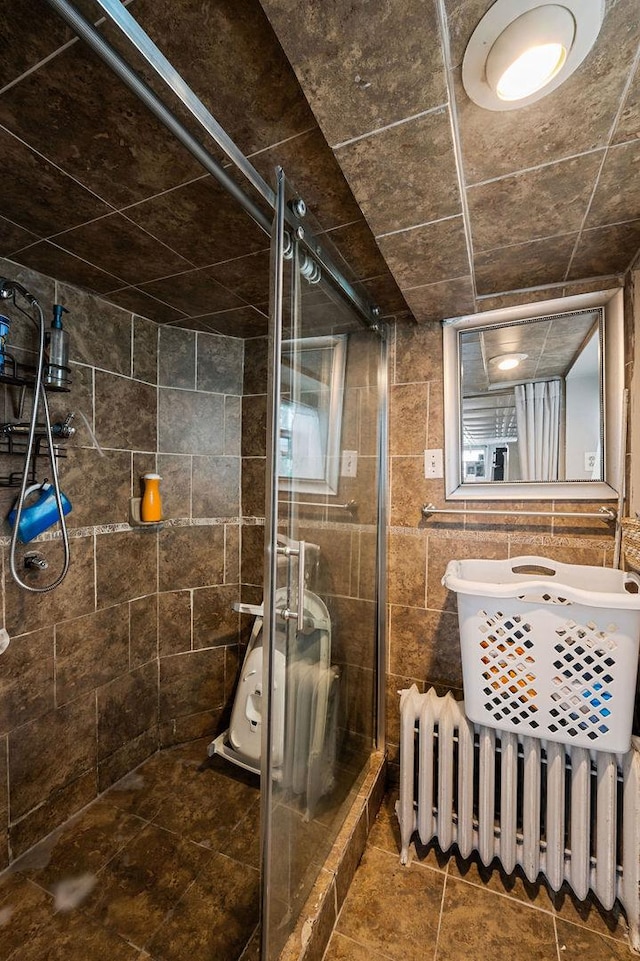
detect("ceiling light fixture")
[462,0,604,111]
[492,352,528,370]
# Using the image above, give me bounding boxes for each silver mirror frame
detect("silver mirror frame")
[442,288,624,501]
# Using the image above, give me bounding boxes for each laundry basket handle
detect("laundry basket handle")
[511,563,557,577]
[442,556,640,610]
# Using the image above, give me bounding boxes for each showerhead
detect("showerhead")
[0,278,38,306]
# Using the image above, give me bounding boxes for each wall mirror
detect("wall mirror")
[442,289,624,500]
[278,334,346,494]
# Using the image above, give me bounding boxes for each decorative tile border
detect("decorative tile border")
[0,515,238,546]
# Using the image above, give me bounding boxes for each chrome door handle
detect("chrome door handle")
[296,539,306,632]
[275,539,306,632]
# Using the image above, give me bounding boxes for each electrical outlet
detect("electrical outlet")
[341,450,358,477]
[424,448,444,479]
[584,451,597,471]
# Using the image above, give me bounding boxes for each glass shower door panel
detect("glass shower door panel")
[262,170,380,960]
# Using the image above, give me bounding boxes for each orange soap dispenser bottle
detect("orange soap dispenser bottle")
[141,473,163,522]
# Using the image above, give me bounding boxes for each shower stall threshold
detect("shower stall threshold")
[275,751,386,961]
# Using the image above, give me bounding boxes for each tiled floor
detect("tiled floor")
[0,740,262,961]
[3,748,635,961]
[323,792,636,961]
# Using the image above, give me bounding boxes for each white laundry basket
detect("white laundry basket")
[442,556,640,752]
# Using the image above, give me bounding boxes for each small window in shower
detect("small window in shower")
[278,334,346,495]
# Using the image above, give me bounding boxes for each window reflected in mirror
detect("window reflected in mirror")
[460,310,602,484]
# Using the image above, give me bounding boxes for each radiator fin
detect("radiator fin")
[397,685,640,953]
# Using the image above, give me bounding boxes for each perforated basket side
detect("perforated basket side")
[457,593,640,752]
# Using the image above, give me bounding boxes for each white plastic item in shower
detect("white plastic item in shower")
[227,620,286,767]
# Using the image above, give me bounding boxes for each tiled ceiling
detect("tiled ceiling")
[0,0,639,332]
[461,309,598,392]
[260,0,640,320]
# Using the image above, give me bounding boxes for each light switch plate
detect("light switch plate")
[424,448,444,479]
[341,450,358,477]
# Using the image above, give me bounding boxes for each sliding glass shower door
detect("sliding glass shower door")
[260,169,384,959]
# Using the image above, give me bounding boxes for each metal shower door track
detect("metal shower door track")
[44,0,380,330]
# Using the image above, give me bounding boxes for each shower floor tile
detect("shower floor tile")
[81,822,212,948]
[12,800,146,893]
[145,852,260,961]
[324,789,637,960]
[0,873,56,960]
[0,739,261,961]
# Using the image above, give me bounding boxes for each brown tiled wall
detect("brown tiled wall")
[0,258,243,868]
[386,313,620,779]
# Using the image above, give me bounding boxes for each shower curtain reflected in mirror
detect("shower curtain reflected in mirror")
[515,379,561,481]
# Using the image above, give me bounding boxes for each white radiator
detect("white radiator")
[397,685,640,953]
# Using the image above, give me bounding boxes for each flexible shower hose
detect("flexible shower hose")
[2,280,70,592]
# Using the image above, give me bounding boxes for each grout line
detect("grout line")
[91,365,96,437]
[116,171,210,215]
[53,624,58,709]
[118,209,201,271]
[190,454,194,523]
[1,537,5,634]
[582,214,640,235]
[129,314,134,380]
[444,868,558,918]
[92,532,97,611]
[101,285,189,321]
[332,103,448,150]
[316,218,363,237]
[603,38,640,151]
[467,145,605,190]
[244,125,319,159]
[237,923,261,961]
[563,149,612,283]
[434,0,476,302]
[433,864,448,961]
[127,596,132,671]
[553,913,629,945]
[11,240,129,292]
[93,691,99,794]
[326,931,397,961]
[0,123,118,215]
[474,273,623,301]
[156,324,161,462]
[0,36,81,97]
[553,915,562,961]
[473,228,580,257]
[402,272,472,294]
[375,213,463,240]
[189,588,194,650]
[0,0,135,98]
[564,37,640,282]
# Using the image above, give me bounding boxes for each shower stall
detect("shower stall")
[260,168,387,958]
[0,2,389,959]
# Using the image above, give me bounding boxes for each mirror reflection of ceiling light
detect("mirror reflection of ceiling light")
[492,352,528,370]
[462,0,604,111]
